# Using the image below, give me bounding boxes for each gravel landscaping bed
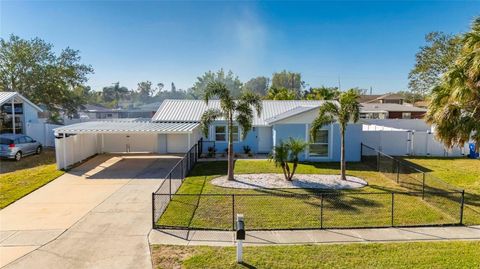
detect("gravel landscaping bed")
[211,173,367,190]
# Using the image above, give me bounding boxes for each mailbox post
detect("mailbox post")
[236,214,245,263]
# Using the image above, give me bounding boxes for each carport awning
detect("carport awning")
[54,121,199,134]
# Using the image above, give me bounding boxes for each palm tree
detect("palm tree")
[269,137,308,181]
[426,17,480,153]
[200,81,262,180]
[311,89,360,180]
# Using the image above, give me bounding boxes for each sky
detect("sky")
[1,1,478,94]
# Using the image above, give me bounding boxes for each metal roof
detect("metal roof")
[54,121,199,134]
[360,103,427,113]
[265,106,320,124]
[152,99,330,126]
[0,92,43,112]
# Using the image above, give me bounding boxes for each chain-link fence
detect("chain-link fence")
[152,144,198,227]
[198,138,216,158]
[151,143,465,230]
[153,190,464,230]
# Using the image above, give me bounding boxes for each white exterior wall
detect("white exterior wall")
[166,134,189,153]
[102,134,158,153]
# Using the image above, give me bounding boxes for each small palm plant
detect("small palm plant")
[269,137,308,181]
[200,81,262,181]
[311,89,360,180]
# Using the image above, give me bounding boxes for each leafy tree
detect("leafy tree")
[244,76,269,96]
[271,70,304,98]
[136,81,155,103]
[304,87,340,100]
[265,87,297,100]
[409,32,462,97]
[269,137,308,181]
[101,82,130,108]
[200,81,262,180]
[426,17,480,153]
[311,89,360,180]
[189,69,243,99]
[0,35,93,117]
[396,90,424,104]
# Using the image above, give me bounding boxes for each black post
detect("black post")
[460,190,465,225]
[377,152,380,171]
[320,194,324,229]
[169,173,172,200]
[152,192,155,228]
[232,194,235,231]
[391,192,395,227]
[422,173,426,200]
[360,143,363,162]
[180,159,184,179]
[396,160,400,183]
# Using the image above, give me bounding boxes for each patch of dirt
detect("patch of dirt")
[151,245,199,269]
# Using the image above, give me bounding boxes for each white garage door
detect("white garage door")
[103,134,157,153]
[166,134,189,153]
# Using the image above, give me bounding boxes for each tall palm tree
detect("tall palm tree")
[426,17,480,153]
[200,81,262,180]
[311,89,360,180]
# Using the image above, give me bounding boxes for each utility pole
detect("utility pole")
[337,76,341,92]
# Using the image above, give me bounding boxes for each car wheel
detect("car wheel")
[36,146,42,155]
[15,151,22,161]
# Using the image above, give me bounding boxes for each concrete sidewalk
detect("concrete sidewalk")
[149,226,480,246]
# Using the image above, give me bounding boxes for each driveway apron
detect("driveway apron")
[1,155,180,269]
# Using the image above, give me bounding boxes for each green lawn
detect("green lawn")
[0,149,64,209]
[151,241,480,269]
[157,160,461,230]
[403,157,480,225]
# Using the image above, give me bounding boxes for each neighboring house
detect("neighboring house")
[358,93,406,105]
[76,104,156,121]
[359,103,427,119]
[0,92,43,135]
[153,100,362,162]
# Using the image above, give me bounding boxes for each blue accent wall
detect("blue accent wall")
[205,121,362,162]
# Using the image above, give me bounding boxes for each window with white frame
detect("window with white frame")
[309,128,329,157]
[213,125,240,142]
[231,126,239,142]
[214,126,226,142]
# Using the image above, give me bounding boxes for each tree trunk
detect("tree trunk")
[284,162,292,181]
[340,127,346,180]
[227,112,235,181]
[289,161,298,181]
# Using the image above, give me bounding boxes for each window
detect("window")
[215,126,226,141]
[231,126,239,142]
[309,129,329,157]
[24,136,33,143]
[18,137,27,144]
[402,112,411,119]
[213,125,240,142]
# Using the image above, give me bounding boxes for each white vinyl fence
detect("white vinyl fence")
[362,129,467,157]
[26,122,62,147]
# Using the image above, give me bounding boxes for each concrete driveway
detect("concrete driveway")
[0,154,181,269]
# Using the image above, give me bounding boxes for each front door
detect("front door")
[257,127,273,153]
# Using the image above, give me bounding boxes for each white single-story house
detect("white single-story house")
[0,91,43,135]
[54,99,363,169]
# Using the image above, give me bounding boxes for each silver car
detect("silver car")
[0,134,42,161]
